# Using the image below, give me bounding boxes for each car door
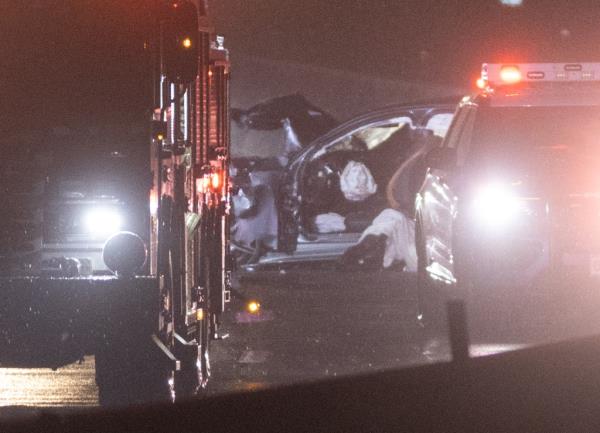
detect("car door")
[277,103,457,254]
[417,101,477,283]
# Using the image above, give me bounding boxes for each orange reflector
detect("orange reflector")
[246,301,261,314]
[196,309,204,321]
[182,37,192,49]
[500,65,522,84]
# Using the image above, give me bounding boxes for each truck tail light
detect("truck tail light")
[197,171,224,194]
[211,172,221,190]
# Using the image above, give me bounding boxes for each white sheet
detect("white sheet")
[359,208,417,271]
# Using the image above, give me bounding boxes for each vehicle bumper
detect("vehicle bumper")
[0,276,158,368]
[0,244,110,277]
[41,242,109,275]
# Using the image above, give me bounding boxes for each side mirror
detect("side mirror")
[426,147,456,171]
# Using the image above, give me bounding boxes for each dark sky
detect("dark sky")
[0,0,152,137]
[2,0,600,138]
[211,0,600,81]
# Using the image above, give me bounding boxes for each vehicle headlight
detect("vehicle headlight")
[84,208,122,236]
[471,182,526,228]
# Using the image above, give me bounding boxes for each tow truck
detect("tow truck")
[0,0,233,406]
[415,62,600,334]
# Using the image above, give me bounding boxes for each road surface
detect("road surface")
[2,268,600,420]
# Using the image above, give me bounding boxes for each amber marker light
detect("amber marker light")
[246,300,261,314]
[182,37,192,49]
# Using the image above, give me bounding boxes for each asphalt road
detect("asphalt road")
[3,268,600,420]
[209,269,430,392]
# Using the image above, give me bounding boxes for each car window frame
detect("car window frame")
[442,101,478,167]
[309,116,415,161]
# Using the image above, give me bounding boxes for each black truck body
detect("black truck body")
[0,0,232,406]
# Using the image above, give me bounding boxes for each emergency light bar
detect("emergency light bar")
[478,63,600,88]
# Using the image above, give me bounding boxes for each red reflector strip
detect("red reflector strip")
[526,71,545,79]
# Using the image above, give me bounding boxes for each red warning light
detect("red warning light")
[211,172,221,190]
[500,65,522,84]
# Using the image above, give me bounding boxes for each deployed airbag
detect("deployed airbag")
[340,160,377,202]
[314,212,346,233]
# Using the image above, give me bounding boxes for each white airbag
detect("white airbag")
[340,160,377,202]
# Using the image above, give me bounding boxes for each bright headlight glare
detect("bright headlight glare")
[471,182,524,227]
[84,208,122,236]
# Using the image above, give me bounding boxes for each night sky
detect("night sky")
[210,0,600,81]
[2,0,600,140]
[0,1,152,139]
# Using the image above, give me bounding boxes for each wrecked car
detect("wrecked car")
[230,94,338,265]
[231,98,458,272]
